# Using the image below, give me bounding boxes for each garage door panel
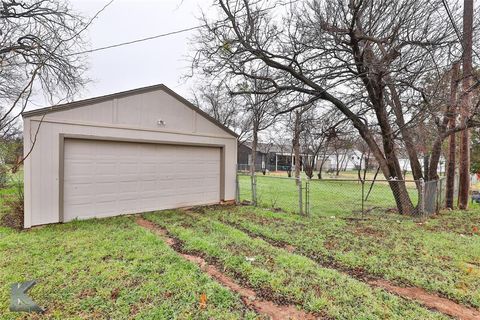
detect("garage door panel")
[63,139,221,221]
[139,164,157,174]
[95,194,118,202]
[95,163,117,175]
[65,183,95,196]
[139,181,156,191]
[66,196,94,207]
[67,162,93,176]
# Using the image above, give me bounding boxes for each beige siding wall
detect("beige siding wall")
[23,89,237,227]
[43,90,229,135]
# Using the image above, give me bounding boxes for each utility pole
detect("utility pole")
[446,62,460,209]
[458,0,473,209]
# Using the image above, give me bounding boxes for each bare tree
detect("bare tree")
[329,131,356,177]
[309,114,347,179]
[289,103,314,183]
[192,81,250,143]
[0,0,92,136]
[233,67,278,204]
[190,0,480,214]
[300,107,328,179]
[243,87,276,170]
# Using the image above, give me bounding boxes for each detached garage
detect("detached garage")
[22,84,237,228]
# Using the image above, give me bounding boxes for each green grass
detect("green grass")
[214,205,480,308]
[144,210,448,320]
[0,217,257,319]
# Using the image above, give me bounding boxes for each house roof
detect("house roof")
[22,84,238,138]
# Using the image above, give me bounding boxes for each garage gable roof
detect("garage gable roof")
[22,84,238,137]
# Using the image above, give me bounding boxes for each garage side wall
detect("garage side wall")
[23,91,237,227]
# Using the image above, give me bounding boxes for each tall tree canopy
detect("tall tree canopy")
[191,0,480,214]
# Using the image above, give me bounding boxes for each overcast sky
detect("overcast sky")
[45,0,213,107]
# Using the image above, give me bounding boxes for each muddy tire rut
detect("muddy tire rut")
[135,217,319,320]
[217,217,480,320]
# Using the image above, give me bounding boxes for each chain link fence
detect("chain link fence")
[237,173,303,214]
[237,172,449,218]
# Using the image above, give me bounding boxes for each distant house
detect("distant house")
[317,149,374,172]
[237,143,266,171]
[398,157,446,176]
[237,142,312,171]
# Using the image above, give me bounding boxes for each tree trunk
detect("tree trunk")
[387,83,424,180]
[357,153,364,182]
[428,140,442,181]
[459,0,473,209]
[317,145,329,179]
[317,165,323,179]
[293,111,301,185]
[318,156,327,179]
[335,153,341,176]
[304,153,315,179]
[423,154,430,180]
[342,153,349,171]
[376,99,415,214]
[446,62,460,209]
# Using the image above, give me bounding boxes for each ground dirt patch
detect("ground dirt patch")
[136,217,319,320]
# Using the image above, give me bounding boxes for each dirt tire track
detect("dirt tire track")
[135,217,319,320]
[370,280,480,320]
[217,217,480,320]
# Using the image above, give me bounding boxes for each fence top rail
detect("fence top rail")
[237,173,299,180]
[308,178,421,183]
[237,172,445,183]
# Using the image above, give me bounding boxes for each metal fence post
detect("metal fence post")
[235,172,240,204]
[305,179,310,216]
[298,175,303,215]
[251,174,257,206]
[361,179,365,219]
[438,178,444,212]
[419,178,425,216]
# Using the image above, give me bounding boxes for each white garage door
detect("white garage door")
[63,139,221,222]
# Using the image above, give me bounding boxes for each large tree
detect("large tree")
[192,0,479,214]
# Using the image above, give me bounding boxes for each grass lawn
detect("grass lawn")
[0,217,257,319]
[144,210,447,319]
[1,205,478,319]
